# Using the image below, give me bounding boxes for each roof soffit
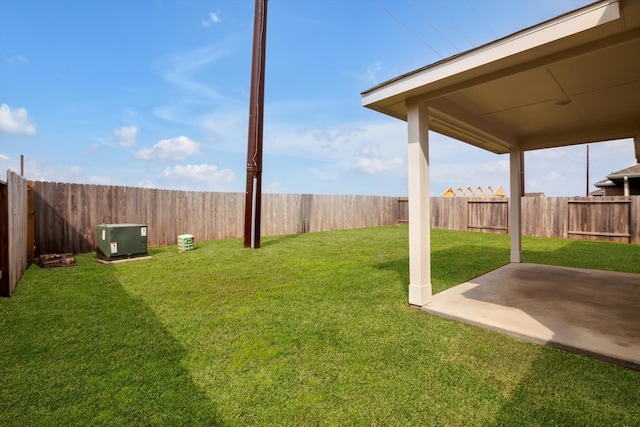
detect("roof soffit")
[361,0,640,154]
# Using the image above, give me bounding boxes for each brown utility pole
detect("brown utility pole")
[520,150,525,196]
[244,0,268,249]
[586,144,590,196]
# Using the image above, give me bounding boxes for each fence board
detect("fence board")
[1,171,28,296]
[467,198,508,233]
[567,197,631,243]
[0,179,6,295]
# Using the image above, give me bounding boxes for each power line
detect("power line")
[560,145,608,179]
[465,0,498,40]
[427,0,475,49]
[557,147,586,166]
[557,146,612,191]
[371,0,444,59]
[404,0,461,53]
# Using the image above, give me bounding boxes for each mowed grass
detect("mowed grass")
[1,227,639,426]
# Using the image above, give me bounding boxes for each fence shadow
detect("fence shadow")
[0,258,224,425]
[33,187,92,255]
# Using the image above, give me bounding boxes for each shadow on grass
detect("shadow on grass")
[0,260,223,426]
[375,245,510,296]
[523,239,640,274]
[490,345,640,425]
[260,233,303,248]
[378,243,640,423]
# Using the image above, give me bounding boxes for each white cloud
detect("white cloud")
[351,143,404,174]
[159,163,235,185]
[527,171,567,193]
[89,176,112,185]
[6,55,28,64]
[263,181,287,194]
[152,41,240,128]
[135,136,200,161]
[360,61,382,85]
[202,11,221,27]
[199,108,247,141]
[113,125,138,147]
[309,168,338,181]
[264,120,406,162]
[352,156,404,174]
[85,142,101,154]
[0,154,19,174]
[136,180,154,188]
[0,104,36,135]
[69,166,83,175]
[159,42,235,102]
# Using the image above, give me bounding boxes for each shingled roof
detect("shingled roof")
[607,163,640,179]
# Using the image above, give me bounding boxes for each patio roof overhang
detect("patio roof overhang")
[360,0,640,307]
[362,0,640,155]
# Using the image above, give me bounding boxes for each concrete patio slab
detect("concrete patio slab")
[422,263,640,370]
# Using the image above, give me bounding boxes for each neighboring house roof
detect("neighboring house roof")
[441,184,506,197]
[523,192,545,197]
[607,163,640,180]
[595,163,640,189]
[594,179,616,188]
[593,163,640,197]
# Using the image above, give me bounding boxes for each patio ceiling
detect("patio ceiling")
[362,0,640,155]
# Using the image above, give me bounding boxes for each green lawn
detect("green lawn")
[1,227,639,426]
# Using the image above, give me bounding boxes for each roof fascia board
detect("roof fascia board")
[362,0,620,108]
[594,179,616,187]
[608,172,640,179]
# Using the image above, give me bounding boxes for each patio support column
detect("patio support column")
[407,101,432,306]
[634,135,640,163]
[509,147,523,263]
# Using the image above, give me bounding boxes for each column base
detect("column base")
[408,283,433,307]
[510,249,522,263]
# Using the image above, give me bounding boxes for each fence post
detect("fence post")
[27,181,35,260]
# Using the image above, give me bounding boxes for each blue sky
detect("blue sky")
[0,0,635,196]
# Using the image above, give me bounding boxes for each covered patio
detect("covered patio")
[423,263,640,369]
[362,0,640,367]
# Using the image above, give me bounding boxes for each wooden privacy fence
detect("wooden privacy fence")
[399,196,640,244]
[1,171,29,297]
[522,196,638,243]
[32,181,400,255]
[21,183,640,270]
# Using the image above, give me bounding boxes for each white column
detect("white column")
[407,102,432,306]
[509,147,523,263]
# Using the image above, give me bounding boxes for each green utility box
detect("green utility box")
[96,224,148,261]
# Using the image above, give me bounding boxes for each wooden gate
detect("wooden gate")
[467,199,509,233]
[567,198,631,243]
